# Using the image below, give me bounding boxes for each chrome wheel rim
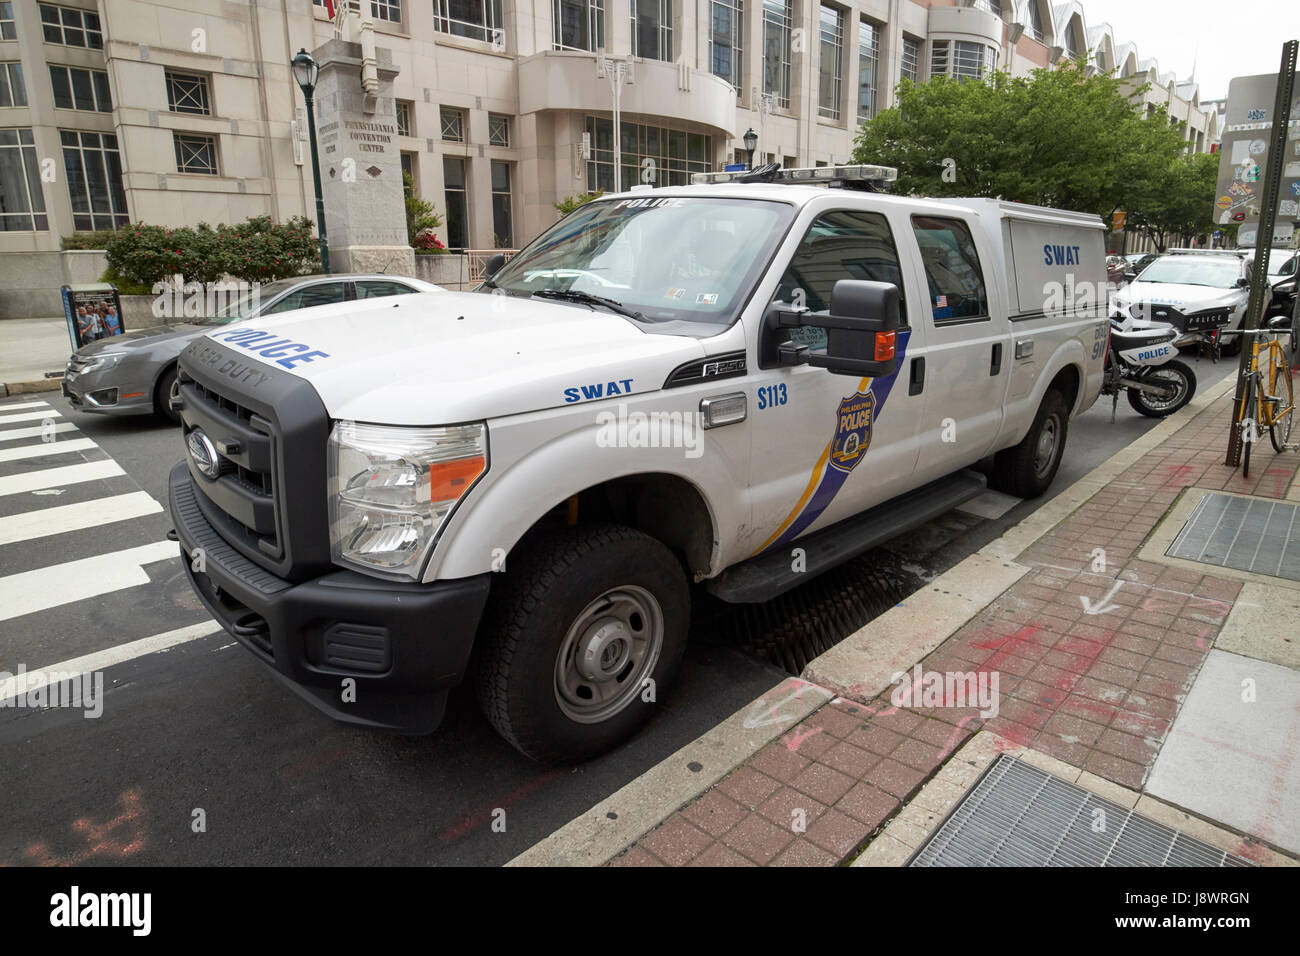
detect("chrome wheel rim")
[1141,369,1188,412]
[554,585,663,724]
[1033,415,1060,479]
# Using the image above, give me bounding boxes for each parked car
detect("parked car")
[168,165,1108,763]
[1121,252,1158,282]
[1264,250,1299,358]
[63,274,443,422]
[1110,252,1252,353]
[1105,255,1128,285]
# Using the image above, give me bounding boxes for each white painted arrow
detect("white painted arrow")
[1080,580,1125,616]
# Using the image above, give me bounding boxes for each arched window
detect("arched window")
[1026,1,1045,43]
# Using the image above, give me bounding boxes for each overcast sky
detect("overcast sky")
[1079,0,1298,101]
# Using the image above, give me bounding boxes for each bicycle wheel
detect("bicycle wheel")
[1268,347,1295,453]
[1242,378,1256,478]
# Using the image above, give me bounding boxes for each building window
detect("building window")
[435,0,503,44]
[0,128,48,231]
[971,0,1001,16]
[1026,1,1045,43]
[488,112,509,147]
[762,0,792,109]
[584,115,711,191]
[1063,21,1081,59]
[491,160,512,247]
[553,0,605,52]
[370,0,401,23]
[49,65,112,112]
[166,71,211,115]
[174,133,218,175]
[400,150,415,196]
[631,0,672,62]
[931,40,995,81]
[443,156,468,248]
[857,19,879,121]
[1,2,16,41]
[61,130,129,231]
[440,106,465,142]
[396,100,412,136]
[0,62,27,108]
[39,3,103,48]
[709,0,743,93]
[900,35,920,85]
[817,6,843,121]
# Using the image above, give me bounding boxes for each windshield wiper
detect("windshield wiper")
[531,289,643,321]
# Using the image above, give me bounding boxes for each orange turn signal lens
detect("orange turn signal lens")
[429,455,485,502]
[875,331,896,362]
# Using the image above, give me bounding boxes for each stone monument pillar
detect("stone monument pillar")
[311,38,414,275]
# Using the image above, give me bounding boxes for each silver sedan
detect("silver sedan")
[63,274,443,422]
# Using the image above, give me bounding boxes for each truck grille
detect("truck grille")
[177,337,333,582]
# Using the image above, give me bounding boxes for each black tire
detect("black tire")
[1126,360,1196,418]
[1242,379,1256,479]
[475,523,690,765]
[990,389,1069,499]
[155,365,180,424]
[1267,354,1294,453]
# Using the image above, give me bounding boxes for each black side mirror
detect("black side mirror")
[1236,277,1250,288]
[763,280,902,377]
[1267,314,1293,330]
[1124,271,1138,282]
[484,252,506,278]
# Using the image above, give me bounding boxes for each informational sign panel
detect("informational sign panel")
[1214,74,1300,248]
[61,284,125,350]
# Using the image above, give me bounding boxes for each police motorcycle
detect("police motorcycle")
[1101,311,1198,420]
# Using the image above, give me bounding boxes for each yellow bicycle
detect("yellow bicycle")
[1235,321,1296,478]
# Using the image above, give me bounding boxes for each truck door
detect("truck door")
[745,208,926,558]
[905,214,1012,485]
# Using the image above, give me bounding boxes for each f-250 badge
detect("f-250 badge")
[829,392,874,474]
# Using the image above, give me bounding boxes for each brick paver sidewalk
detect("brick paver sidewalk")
[612,389,1300,866]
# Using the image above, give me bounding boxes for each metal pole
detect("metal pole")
[1226,40,1297,467]
[303,89,330,274]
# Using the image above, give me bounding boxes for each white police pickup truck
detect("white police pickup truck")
[168,165,1106,763]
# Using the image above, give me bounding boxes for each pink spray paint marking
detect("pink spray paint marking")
[19,788,148,866]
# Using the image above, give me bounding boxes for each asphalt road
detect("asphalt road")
[0,355,1237,866]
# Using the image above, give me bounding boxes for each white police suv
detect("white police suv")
[168,165,1106,763]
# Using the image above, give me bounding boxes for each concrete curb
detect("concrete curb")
[0,378,63,398]
[508,376,1243,867]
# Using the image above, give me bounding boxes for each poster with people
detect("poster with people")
[61,285,126,349]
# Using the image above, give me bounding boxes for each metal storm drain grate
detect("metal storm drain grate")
[1165,493,1300,582]
[909,756,1253,867]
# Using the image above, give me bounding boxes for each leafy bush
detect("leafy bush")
[554,191,603,218]
[60,229,120,251]
[413,231,446,255]
[404,173,445,248]
[96,216,320,288]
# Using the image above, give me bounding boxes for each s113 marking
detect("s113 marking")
[757,383,788,410]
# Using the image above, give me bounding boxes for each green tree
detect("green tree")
[853,62,1188,222]
[404,172,444,247]
[1126,151,1220,251]
[554,191,604,218]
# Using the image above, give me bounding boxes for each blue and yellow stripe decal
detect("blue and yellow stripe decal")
[750,328,912,556]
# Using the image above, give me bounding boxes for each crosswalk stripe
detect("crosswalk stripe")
[0,540,177,622]
[0,401,54,413]
[0,422,78,444]
[0,409,63,425]
[0,460,125,497]
[0,491,162,546]
[0,437,97,464]
[0,621,221,705]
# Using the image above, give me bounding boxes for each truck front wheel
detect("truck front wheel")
[474,523,690,764]
[990,389,1069,499]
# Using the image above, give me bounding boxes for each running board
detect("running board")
[706,469,988,604]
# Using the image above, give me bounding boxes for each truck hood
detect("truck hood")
[196,290,708,423]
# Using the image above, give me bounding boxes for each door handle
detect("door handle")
[909,357,925,396]
[991,343,1003,376]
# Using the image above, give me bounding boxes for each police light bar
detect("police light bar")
[691,164,898,185]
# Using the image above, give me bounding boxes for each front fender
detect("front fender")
[424,405,750,582]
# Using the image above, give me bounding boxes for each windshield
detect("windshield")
[199,278,299,325]
[485,197,795,324]
[1264,250,1297,278]
[1136,258,1241,289]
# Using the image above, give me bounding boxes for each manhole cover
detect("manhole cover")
[910,755,1254,867]
[1166,493,1300,582]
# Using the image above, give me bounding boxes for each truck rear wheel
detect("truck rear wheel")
[990,389,1069,499]
[474,523,690,764]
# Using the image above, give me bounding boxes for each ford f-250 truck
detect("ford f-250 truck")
[168,164,1107,763]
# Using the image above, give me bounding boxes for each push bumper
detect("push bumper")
[168,462,491,733]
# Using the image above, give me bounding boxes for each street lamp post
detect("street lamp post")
[292,48,330,274]
[598,55,632,192]
[743,128,757,170]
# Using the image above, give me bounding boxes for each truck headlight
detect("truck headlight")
[328,421,487,578]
